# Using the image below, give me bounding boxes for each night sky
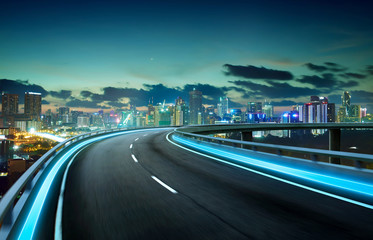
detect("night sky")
[1,0,373,113]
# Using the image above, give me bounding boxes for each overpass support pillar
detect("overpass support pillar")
[241,131,252,149]
[329,128,341,164]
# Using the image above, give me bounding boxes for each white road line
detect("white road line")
[151,176,178,194]
[131,154,138,163]
[130,144,133,149]
[143,134,148,136]
[135,138,139,141]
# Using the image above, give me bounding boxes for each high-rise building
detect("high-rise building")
[338,91,362,122]
[189,89,202,125]
[361,108,367,118]
[263,101,274,119]
[293,105,304,122]
[146,103,155,126]
[303,96,335,123]
[71,110,83,124]
[175,96,185,106]
[350,105,361,118]
[337,106,347,122]
[24,92,42,120]
[217,97,229,118]
[341,91,351,117]
[175,97,188,126]
[247,102,262,113]
[77,116,90,127]
[342,91,351,109]
[327,103,336,122]
[1,94,19,116]
[58,107,70,116]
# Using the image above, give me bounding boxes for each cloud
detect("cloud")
[270,100,303,106]
[66,99,110,109]
[304,63,328,72]
[338,80,359,88]
[49,90,72,99]
[70,83,241,109]
[0,79,48,103]
[223,64,294,80]
[183,84,229,98]
[229,80,320,98]
[366,65,373,75]
[106,101,129,108]
[296,73,359,89]
[304,62,347,73]
[297,74,337,88]
[339,72,367,79]
[324,62,338,67]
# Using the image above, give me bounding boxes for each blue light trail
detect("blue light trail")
[14,128,162,240]
[169,133,373,209]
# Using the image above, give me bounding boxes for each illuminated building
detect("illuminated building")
[342,91,351,111]
[247,102,262,113]
[361,108,367,118]
[189,89,202,125]
[338,91,363,122]
[24,92,42,121]
[217,97,228,118]
[281,111,300,123]
[293,105,304,122]
[263,101,274,119]
[1,94,19,116]
[146,103,155,126]
[303,96,335,123]
[154,104,171,126]
[175,97,188,126]
[77,116,90,128]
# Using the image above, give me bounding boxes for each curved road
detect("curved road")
[62,129,373,240]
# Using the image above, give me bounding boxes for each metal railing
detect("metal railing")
[174,129,373,169]
[0,126,156,236]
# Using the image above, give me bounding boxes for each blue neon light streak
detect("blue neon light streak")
[170,134,373,209]
[16,128,162,239]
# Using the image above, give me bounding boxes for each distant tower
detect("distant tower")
[247,102,262,113]
[303,96,335,123]
[175,96,185,106]
[217,97,228,118]
[341,91,351,115]
[24,92,42,120]
[262,100,274,119]
[221,97,229,116]
[1,93,19,116]
[189,89,202,125]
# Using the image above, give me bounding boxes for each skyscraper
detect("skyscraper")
[24,92,42,120]
[217,97,228,118]
[342,91,351,109]
[189,89,202,125]
[341,91,351,116]
[1,94,19,116]
[175,96,185,106]
[175,96,188,126]
[247,102,262,113]
[303,96,335,123]
[262,101,274,119]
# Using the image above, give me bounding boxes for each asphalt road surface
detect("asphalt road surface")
[62,129,373,240]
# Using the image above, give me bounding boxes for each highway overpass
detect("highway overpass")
[1,124,373,239]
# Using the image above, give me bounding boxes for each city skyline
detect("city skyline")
[1,0,373,112]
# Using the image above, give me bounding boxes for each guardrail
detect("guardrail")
[0,126,155,238]
[174,129,373,169]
